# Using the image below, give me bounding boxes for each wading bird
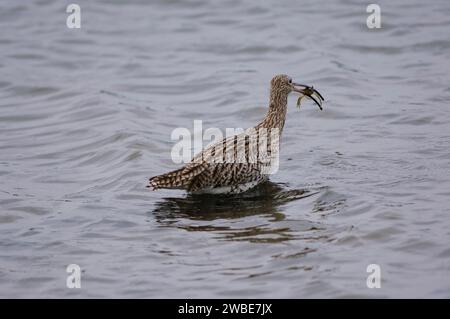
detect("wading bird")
[148,74,324,194]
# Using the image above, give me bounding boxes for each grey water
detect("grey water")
[1,0,450,298]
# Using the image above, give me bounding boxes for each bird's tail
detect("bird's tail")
[147,164,205,190]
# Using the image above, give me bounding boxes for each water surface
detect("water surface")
[1,0,450,298]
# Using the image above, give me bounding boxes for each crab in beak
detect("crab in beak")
[291,82,324,110]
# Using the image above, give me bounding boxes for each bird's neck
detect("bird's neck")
[257,92,288,131]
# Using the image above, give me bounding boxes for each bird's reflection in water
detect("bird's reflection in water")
[152,182,331,243]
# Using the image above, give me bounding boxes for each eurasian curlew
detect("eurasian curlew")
[148,74,324,194]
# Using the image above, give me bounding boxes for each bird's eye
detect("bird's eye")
[288,78,292,84]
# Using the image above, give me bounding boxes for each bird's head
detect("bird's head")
[270,74,324,110]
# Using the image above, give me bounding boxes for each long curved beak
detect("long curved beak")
[292,82,324,110]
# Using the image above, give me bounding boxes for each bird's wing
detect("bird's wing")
[190,128,275,166]
[149,128,278,190]
[148,162,207,190]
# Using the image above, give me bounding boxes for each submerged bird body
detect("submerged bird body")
[148,74,324,194]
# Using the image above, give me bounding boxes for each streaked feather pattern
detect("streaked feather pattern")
[148,74,323,194]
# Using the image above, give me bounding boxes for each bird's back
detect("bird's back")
[148,127,279,194]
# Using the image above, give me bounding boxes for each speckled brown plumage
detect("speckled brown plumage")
[148,74,324,194]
